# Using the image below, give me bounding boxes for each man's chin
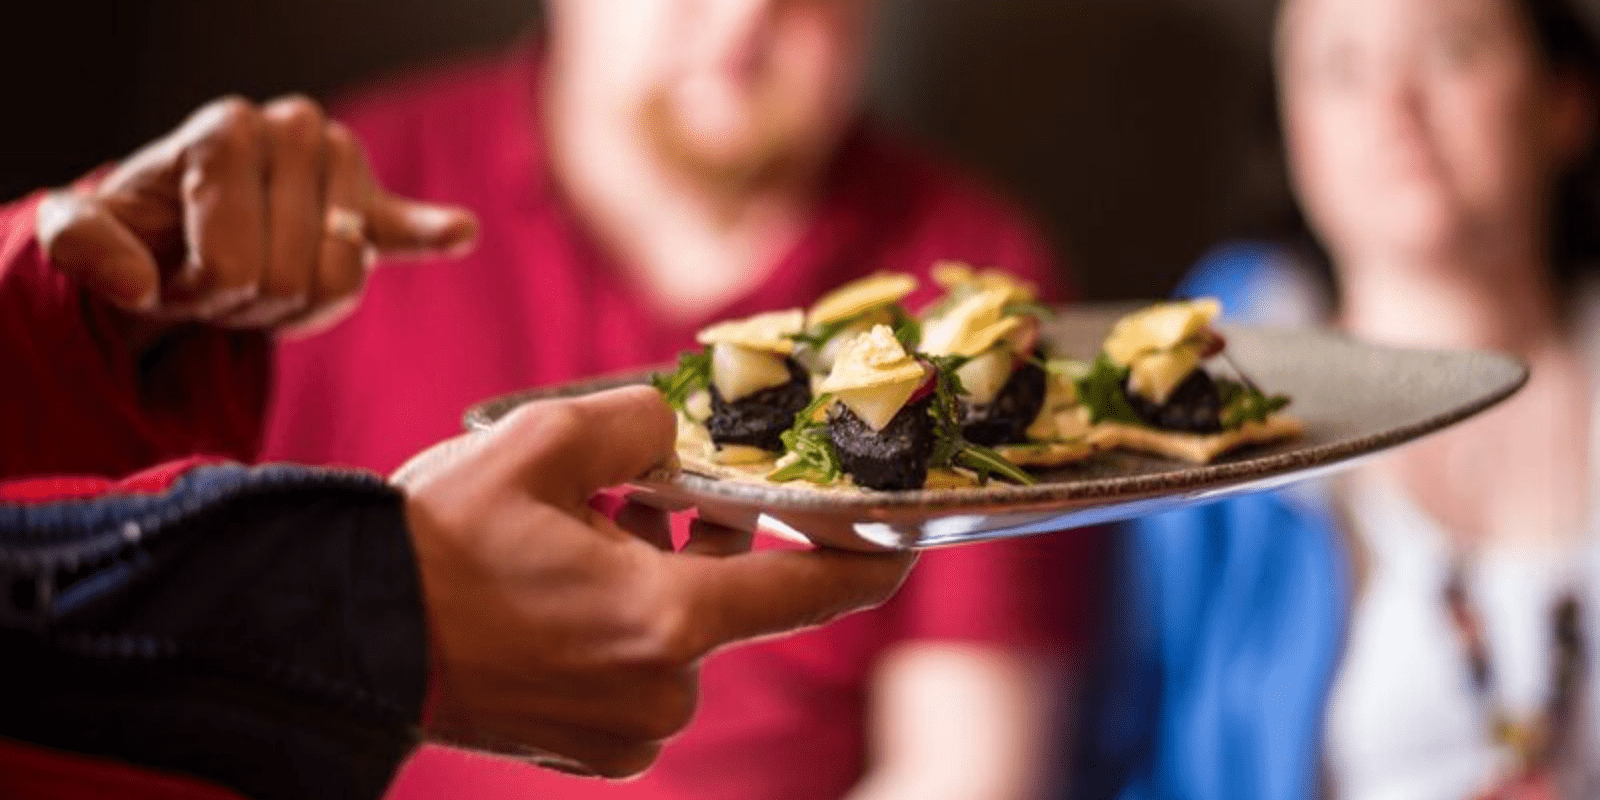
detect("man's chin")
[640,93,817,196]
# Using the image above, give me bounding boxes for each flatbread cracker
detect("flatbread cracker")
[1095,415,1303,464]
[995,438,1103,468]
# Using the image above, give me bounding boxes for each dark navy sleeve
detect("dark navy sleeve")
[0,462,429,800]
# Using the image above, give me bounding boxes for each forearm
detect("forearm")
[0,461,429,800]
[845,642,1064,800]
[0,193,269,479]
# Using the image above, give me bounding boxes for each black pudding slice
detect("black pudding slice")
[828,395,936,491]
[1124,368,1224,433]
[707,358,812,452]
[960,357,1047,447]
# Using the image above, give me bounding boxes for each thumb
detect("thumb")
[501,386,680,510]
[36,191,161,311]
[366,193,479,258]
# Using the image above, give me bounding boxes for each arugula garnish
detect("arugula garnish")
[767,393,844,484]
[1217,379,1291,428]
[891,312,922,351]
[1072,354,1144,425]
[789,315,863,350]
[924,354,1038,486]
[650,346,713,414]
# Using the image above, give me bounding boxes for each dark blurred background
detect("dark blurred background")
[0,0,1426,299]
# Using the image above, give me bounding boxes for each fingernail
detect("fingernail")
[406,204,460,233]
[529,755,598,777]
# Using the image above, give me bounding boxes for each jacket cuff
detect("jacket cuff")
[0,462,429,800]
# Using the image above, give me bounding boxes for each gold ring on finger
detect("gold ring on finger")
[324,205,366,246]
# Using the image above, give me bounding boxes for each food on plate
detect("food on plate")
[919,264,1046,446]
[769,324,1030,490]
[794,272,920,373]
[654,309,812,463]
[1074,298,1301,462]
[650,277,1301,490]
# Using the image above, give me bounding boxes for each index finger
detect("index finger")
[505,386,680,509]
[674,547,917,655]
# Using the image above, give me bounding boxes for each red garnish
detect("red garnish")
[1198,327,1227,359]
[1009,316,1042,366]
[907,362,938,404]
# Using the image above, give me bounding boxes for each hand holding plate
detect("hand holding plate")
[395,386,914,776]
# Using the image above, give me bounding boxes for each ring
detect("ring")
[324,205,366,246]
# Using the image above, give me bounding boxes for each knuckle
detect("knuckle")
[208,94,253,115]
[323,119,355,150]
[38,197,97,255]
[194,98,263,163]
[322,121,361,169]
[510,400,585,442]
[624,601,697,673]
[264,95,326,150]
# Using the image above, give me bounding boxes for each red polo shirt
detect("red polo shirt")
[261,44,1102,800]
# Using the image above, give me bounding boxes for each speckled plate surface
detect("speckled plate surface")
[465,305,1527,551]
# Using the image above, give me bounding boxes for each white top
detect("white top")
[1323,282,1600,799]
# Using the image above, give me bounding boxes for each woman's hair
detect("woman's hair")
[1238,0,1600,292]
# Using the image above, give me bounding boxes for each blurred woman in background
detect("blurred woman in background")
[1079,0,1600,797]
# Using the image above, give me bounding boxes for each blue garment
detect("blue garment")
[1075,244,1351,800]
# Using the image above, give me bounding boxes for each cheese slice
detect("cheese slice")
[814,307,894,372]
[955,348,1013,405]
[819,325,928,391]
[924,468,979,489]
[710,343,794,402]
[807,273,917,327]
[920,288,1023,358]
[819,325,928,431]
[1127,342,1205,405]
[1026,404,1094,443]
[697,309,804,354]
[712,444,778,465]
[833,377,924,432]
[1104,298,1222,365]
[931,261,1038,306]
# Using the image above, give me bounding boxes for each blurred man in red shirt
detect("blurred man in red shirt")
[10,1,1102,798]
